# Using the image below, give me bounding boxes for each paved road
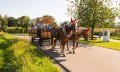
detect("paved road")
[12,34,120,72]
[41,42,120,72]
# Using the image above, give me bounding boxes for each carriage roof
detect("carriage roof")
[37,17,54,24]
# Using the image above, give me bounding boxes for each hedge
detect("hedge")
[94,28,118,36]
[5,27,26,33]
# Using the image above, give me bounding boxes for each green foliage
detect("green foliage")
[0,15,8,31]
[5,27,26,33]
[111,36,120,40]
[7,17,17,27]
[18,16,30,32]
[0,32,60,72]
[67,0,119,39]
[19,16,30,28]
[0,14,30,32]
[94,28,116,35]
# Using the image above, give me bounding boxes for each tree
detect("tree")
[7,17,16,27]
[0,15,8,31]
[67,0,119,39]
[19,16,30,32]
[0,14,2,31]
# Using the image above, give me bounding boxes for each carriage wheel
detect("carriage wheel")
[38,38,42,46]
[31,37,34,43]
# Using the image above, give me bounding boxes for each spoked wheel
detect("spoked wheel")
[38,37,43,46]
[31,37,34,43]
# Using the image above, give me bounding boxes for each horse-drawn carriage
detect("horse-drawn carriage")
[28,17,90,56]
[28,16,55,45]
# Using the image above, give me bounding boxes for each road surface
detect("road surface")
[12,34,120,72]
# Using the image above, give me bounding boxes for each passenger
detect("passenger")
[31,23,37,33]
[37,21,44,29]
[48,24,52,31]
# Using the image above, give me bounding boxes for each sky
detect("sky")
[0,0,70,23]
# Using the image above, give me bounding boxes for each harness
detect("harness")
[62,26,72,38]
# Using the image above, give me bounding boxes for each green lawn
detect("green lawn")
[0,32,60,72]
[81,38,120,51]
[110,36,120,40]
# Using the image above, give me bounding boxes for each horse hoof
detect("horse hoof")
[51,49,54,51]
[73,52,75,54]
[74,47,77,49]
[63,55,65,57]
[69,51,72,53]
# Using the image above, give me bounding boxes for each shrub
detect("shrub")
[5,27,26,33]
[0,33,60,72]
[94,28,117,36]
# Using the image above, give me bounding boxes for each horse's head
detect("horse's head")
[70,18,76,32]
[82,28,90,41]
[71,18,76,24]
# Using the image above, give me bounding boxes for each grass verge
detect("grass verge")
[0,32,60,72]
[80,38,120,51]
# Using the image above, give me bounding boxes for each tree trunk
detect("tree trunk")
[26,27,28,33]
[91,26,94,40]
[99,29,101,38]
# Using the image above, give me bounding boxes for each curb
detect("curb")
[34,44,71,72]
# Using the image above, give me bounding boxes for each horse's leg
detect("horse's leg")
[51,38,55,51]
[66,42,69,51]
[59,40,63,53]
[59,40,61,49]
[74,41,78,49]
[72,41,75,53]
[54,38,57,48]
[61,42,65,57]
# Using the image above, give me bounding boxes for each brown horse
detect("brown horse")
[67,27,90,53]
[51,20,77,57]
